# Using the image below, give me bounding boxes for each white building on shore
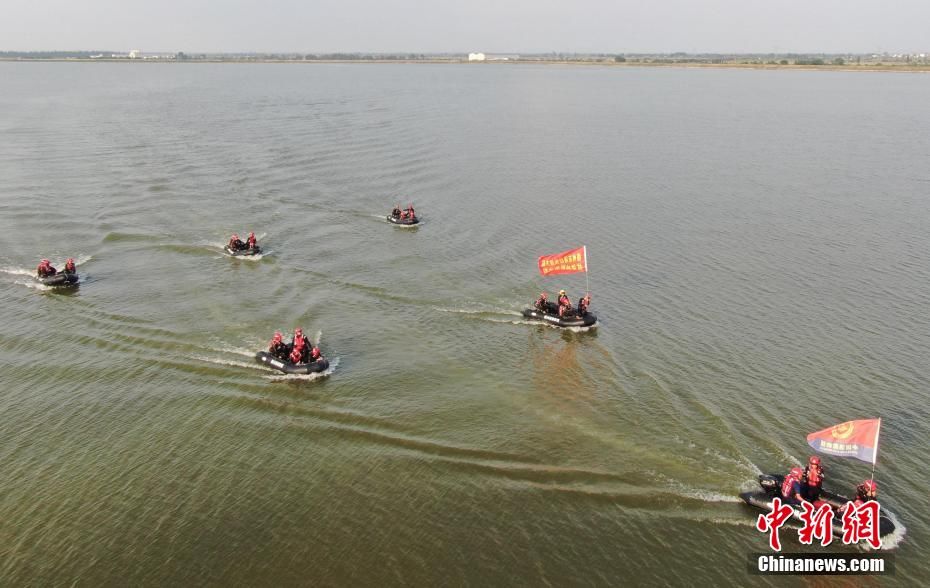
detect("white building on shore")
[468,52,486,62]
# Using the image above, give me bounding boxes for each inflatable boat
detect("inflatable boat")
[522,301,597,328]
[224,245,262,256]
[387,214,419,226]
[255,350,330,374]
[740,474,897,540]
[35,273,79,287]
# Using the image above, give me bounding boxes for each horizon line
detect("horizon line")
[2,49,927,56]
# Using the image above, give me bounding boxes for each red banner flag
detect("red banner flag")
[538,246,587,277]
[807,418,881,464]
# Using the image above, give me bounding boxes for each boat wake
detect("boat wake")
[671,484,743,504]
[193,354,268,372]
[14,279,55,291]
[864,510,906,551]
[1,266,36,277]
[434,306,523,317]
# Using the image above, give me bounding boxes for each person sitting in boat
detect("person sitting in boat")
[853,479,878,505]
[36,259,57,277]
[534,292,549,313]
[246,232,257,249]
[269,331,288,360]
[289,343,304,365]
[780,467,805,504]
[577,294,591,317]
[228,234,245,251]
[391,205,402,218]
[802,455,824,502]
[309,346,322,362]
[557,290,572,317]
[63,258,76,275]
[839,479,879,515]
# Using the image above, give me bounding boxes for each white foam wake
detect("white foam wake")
[193,355,268,371]
[433,306,523,317]
[14,279,53,291]
[1,266,35,277]
[863,509,906,551]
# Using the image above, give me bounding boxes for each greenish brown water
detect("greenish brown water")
[1,62,928,585]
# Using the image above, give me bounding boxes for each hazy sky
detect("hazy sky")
[4,0,929,54]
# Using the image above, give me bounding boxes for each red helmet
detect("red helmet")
[790,467,803,479]
[311,347,320,358]
[808,456,821,466]
[295,328,302,336]
[861,480,878,493]
[272,332,282,342]
[232,234,239,240]
[248,232,254,237]
[540,292,548,298]
[41,259,50,264]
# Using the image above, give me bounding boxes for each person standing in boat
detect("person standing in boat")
[63,258,76,275]
[36,259,57,277]
[557,290,572,317]
[406,204,415,219]
[291,328,308,351]
[246,232,257,250]
[802,455,825,502]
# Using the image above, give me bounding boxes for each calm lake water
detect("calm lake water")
[1,62,928,586]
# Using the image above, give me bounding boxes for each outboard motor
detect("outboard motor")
[759,474,780,494]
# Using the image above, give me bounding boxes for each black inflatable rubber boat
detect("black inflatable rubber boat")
[224,245,262,256]
[255,350,330,374]
[36,273,79,287]
[522,301,597,328]
[387,214,419,226]
[740,474,897,540]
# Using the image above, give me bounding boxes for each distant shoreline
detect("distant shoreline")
[2,57,929,73]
